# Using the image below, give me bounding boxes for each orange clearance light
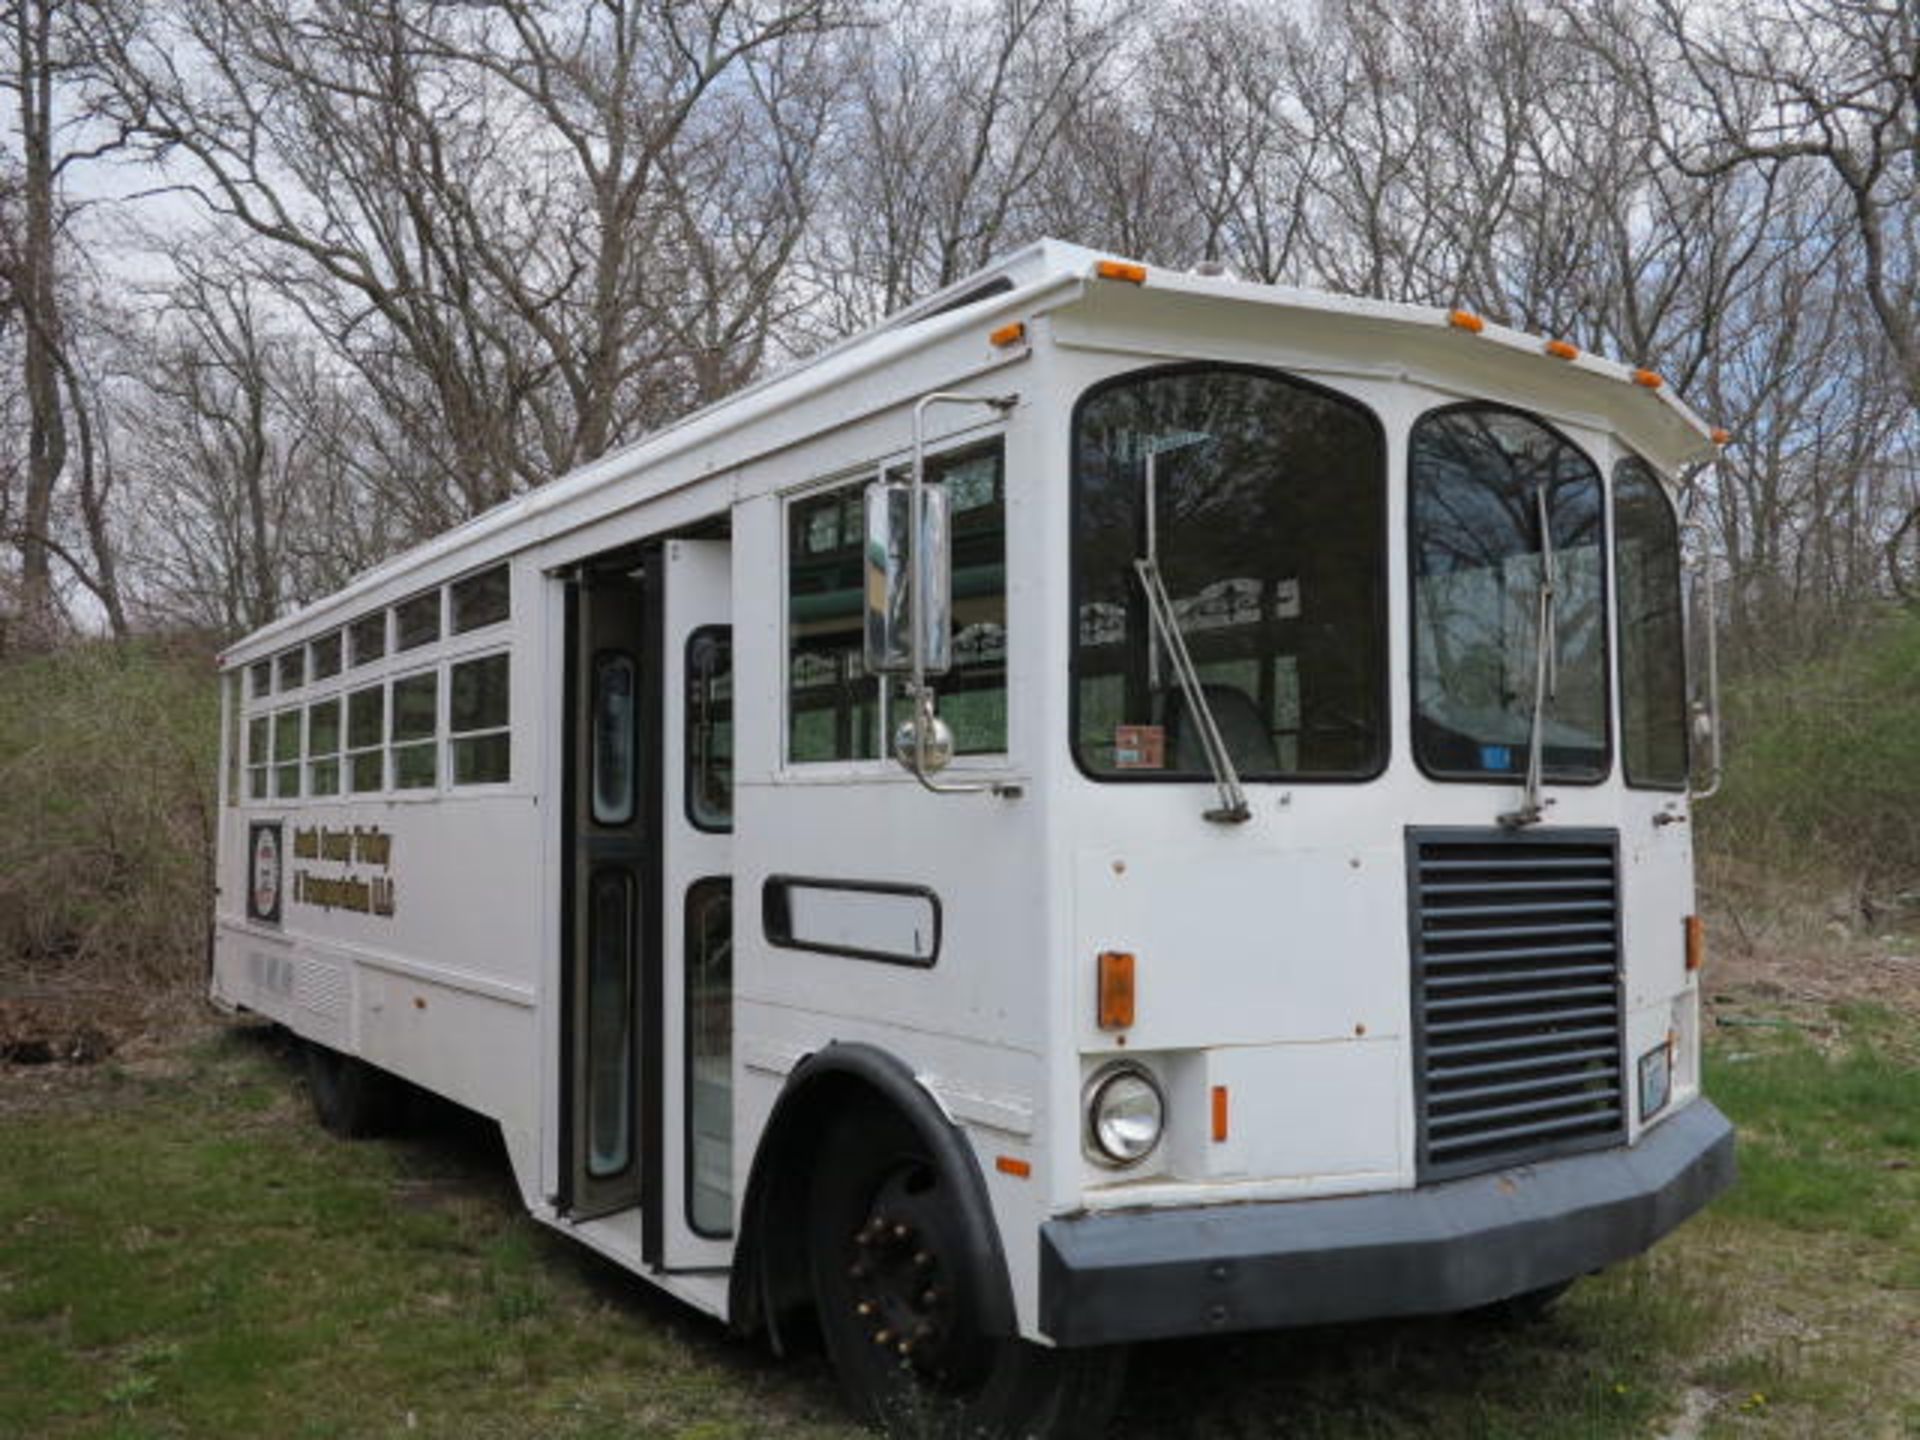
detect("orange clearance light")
[1711,426,1733,446]
[1448,308,1485,333]
[996,1155,1032,1179]
[989,321,1027,348]
[1095,259,1147,284]
[1211,1085,1230,1143]
[1544,338,1580,360]
[1632,368,1665,390]
[1097,951,1136,1030]
[1684,914,1706,973]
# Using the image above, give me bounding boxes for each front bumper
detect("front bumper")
[1039,1097,1735,1346]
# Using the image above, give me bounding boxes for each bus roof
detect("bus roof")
[221,240,1718,665]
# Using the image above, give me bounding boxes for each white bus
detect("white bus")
[212,241,1735,1436]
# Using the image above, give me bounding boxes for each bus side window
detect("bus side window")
[686,629,732,832]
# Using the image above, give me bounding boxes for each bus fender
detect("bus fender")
[728,1040,1017,1354]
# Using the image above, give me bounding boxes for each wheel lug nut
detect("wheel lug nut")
[874,1329,893,1346]
[913,1250,933,1269]
[856,1301,873,1317]
[897,1339,913,1356]
[892,1223,910,1241]
[849,1263,869,1280]
[921,1289,939,1307]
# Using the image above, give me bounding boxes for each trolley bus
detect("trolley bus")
[212,241,1736,1435]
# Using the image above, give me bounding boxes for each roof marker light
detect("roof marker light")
[1448,309,1485,333]
[1545,339,1579,360]
[989,321,1026,348]
[1096,259,1147,284]
[1632,369,1665,390]
[1711,427,1733,446]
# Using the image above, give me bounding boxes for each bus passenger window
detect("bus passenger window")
[395,590,441,651]
[686,630,733,831]
[686,878,732,1236]
[250,660,272,698]
[451,565,510,633]
[450,653,510,785]
[391,671,438,789]
[247,715,269,800]
[347,685,384,792]
[1072,366,1386,780]
[787,486,879,762]
[592,654,636,825]
[787,440,1006,762]
[310,631,342,681]
[307,698,342,797]
[349,612,386,666]
[277,648,305,692]
[272,710,302,798]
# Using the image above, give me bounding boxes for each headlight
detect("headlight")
[1086,1062,1164,1166]
[1638,1040,1672,1121]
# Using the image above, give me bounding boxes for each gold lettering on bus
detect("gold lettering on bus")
[289,824,397,918]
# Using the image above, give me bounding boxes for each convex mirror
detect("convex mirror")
[863,477,953,677]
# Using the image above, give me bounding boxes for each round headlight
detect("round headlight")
[1086,1064,1164,1166]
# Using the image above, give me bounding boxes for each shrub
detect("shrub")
[0,638,219,991]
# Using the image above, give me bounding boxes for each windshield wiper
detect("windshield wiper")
[1499,484,1557,829]
[1136,449,1249,824]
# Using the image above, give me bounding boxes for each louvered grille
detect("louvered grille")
[1409,830,1626,1180]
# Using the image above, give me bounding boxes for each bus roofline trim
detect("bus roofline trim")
[1037,1097,1734,1347]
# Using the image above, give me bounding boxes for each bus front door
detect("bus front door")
[656,538,734,1269]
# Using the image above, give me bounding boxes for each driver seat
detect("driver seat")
[1163,684,1277,775]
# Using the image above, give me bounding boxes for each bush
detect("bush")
[1699,608,1920,898]
[0,638,219,990]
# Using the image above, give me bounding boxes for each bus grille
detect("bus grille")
[1408,830,1626,1180]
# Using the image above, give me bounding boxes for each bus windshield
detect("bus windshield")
[1410,405,1608,782]
[1072,365,1387,781]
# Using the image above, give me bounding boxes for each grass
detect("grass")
[3,1003,1918,1438]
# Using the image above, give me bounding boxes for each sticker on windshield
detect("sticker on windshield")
[1114,724,1165,770]
[1479,744,1514,772]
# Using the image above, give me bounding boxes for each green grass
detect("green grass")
[3,1006,1918,1438]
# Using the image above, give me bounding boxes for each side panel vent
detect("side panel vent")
[1408,829,1626,1181]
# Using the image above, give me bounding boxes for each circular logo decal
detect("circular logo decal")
[252,826,281,919]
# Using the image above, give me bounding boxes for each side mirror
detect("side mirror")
[863,477,952,678]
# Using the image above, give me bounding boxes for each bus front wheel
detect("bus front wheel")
[806,1102,1126,1438]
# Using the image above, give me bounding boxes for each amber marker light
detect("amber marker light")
[989,321,1026,348]
[1545,338,1579,360]
[1095,259,1147,284]
[1097,950,1136,1030]
[1211,1085,1230,1143]
[1632,368,1664,389]
[1711,427,1733,446]
[996,1155,1031,1179]
[1448,309,1485,333]
[1685,914,1705,973]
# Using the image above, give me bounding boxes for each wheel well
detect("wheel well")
[729,1042,1016,1354]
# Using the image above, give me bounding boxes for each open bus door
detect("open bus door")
[561,538,732,1270]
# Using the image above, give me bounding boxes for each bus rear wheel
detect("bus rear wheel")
[304,1042,400,1138]
[807,1103,1126,1439]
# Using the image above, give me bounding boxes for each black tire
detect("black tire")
[1472,1278,1574,1324]
[808,1102,1126,1439]
[304,1042,400,1138]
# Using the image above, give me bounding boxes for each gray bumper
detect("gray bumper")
[1039,1097,1735,1346]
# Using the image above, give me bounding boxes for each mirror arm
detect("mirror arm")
[1681,515,1723,802]
[905,390,1020,798]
